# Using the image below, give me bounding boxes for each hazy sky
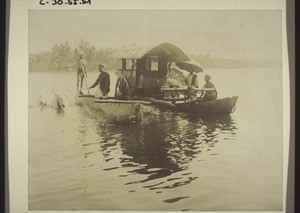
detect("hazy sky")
[29,10,282,61]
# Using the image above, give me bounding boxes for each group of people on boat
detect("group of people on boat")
[166,64,218,101]
[185,69,218,101]
[76,51,217,101]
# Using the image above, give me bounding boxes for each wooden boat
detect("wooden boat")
[160,87,238,114]
[174,96,238,114]
[75,95,146,123]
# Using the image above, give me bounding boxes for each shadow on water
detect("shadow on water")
[77,106,237,190]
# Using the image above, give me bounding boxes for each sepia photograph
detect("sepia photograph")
[27,8,283,211]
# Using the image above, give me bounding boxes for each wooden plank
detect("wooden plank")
[78,95,95,98]
[163,98,187,101]
[161,87,215,92]
[94,99,152,105]
[78,95,116,99]
[161,88,188,92]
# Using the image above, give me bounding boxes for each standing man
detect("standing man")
[89,64,110,99]
[76,51,87,95]
[185,69,199,99]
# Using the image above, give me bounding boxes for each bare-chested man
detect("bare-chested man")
[76,51,87,95]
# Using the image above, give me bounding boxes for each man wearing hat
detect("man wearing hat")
[76,51,87,95]
[89,64,110,99]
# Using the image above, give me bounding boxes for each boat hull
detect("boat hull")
[175,96,238,114]
[75,95,143,123]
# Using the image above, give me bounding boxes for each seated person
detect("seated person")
[185,70,199,99]
[202,75,218,101]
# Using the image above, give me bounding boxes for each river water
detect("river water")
[28,68,283,211]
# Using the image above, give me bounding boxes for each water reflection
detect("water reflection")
[77,107,237,191]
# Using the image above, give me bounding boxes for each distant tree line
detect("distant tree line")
[29,41,280,72]
[29,40,116,72]
[188,53,281,69]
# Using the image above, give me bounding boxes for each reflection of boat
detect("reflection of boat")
[71,110,238,195]
[75,95,144,123]
[94,112,237,182]
[175,96,238,114]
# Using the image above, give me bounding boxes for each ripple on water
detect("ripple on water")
[147,168,167,172]
[149,176,199,190]
[143,181,165,188]
[103,167,119,171]
[163,196,189,203]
